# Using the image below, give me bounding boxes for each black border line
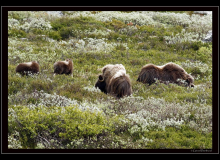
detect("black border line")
[1,6,219,154]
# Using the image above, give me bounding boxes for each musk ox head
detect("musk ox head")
[137,62,194,87]
[16,61,40,76]
[53,58,73,77]
[185,75,194,87]
[95,74,107,94]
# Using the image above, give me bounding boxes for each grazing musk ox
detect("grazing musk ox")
[16,61,40,76]
[137,62,194,87]
[53,59,73,77]
[95,64,132,98]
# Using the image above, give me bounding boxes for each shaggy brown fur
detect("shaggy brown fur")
[95,64,132,98]
[137,62,194,87]
[107,75,132,98]
[101,64,126,86]
[53,59,73,76]
[16,61,40,76]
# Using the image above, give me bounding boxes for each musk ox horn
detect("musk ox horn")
[98,75,104,82]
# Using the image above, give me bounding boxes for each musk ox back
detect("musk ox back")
[53,59,73,77]
[137,62,194,87]
[16,61,40,76]
[95,64,132,98]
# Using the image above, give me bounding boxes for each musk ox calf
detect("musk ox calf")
[53,59,73,77]
[16,61,40,76]
[137,62,194,87]
[95,64,132,98]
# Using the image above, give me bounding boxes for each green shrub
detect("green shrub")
[104,19,126,30]
[58,106,111,140]
[50,16,105,40]
[31,28,44,35]
[8,29,27,38]
[59,27,75,39]
[8,105,123,148]
[145,126,212,149]
[48,30,62,40]
[197,46,212,63]
[29,79,54,93]
[136,42,151,51]
[8,75,25,95]
[50,17,74,31]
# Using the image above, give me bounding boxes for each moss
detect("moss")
[145,126,212,149]
[8,29,27,38]
[29,79,54,93]
[8,74,26,95]
[50,16,106,40]
[104,19,127,30]
[48,30,62,40]
[59,26,75,39]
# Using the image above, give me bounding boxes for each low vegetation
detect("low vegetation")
[8,11,212,149]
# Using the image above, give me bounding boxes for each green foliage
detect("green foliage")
[29,79,54,92]
[8,29,27,38]
[144,126,212,149]
[48,30,62,40]
[8,74,24,94]
[58,106,111,140]
[31,28,45,35]
[50,17,76,31]
[8,11,212,149]
[50,16,106,40]
[8,105,125,149]
[59,27,74,39]
[197,45,212,63]
[104,19,127,30]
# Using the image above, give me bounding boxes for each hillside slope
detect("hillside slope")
[8,11,212,149]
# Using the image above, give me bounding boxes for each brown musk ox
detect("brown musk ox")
[16,61,40,76]
[53,59,73,77]
[95,64,132,98]
[137,62,194,87]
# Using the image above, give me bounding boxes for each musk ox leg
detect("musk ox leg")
[54,68,62,74]
[65,70,73,77]
[53,66,64,77]
[16,67,28,76]
[16,61,40,76]
[18,71,28,76]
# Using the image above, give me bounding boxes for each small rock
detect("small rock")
[20,38,28,41]
[202,30,212,42]
[106,29,112,32]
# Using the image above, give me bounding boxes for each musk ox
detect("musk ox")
[137,62,194,87]
[16,61,40,76]
[53,59,73,77]
[95,64,132,98]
